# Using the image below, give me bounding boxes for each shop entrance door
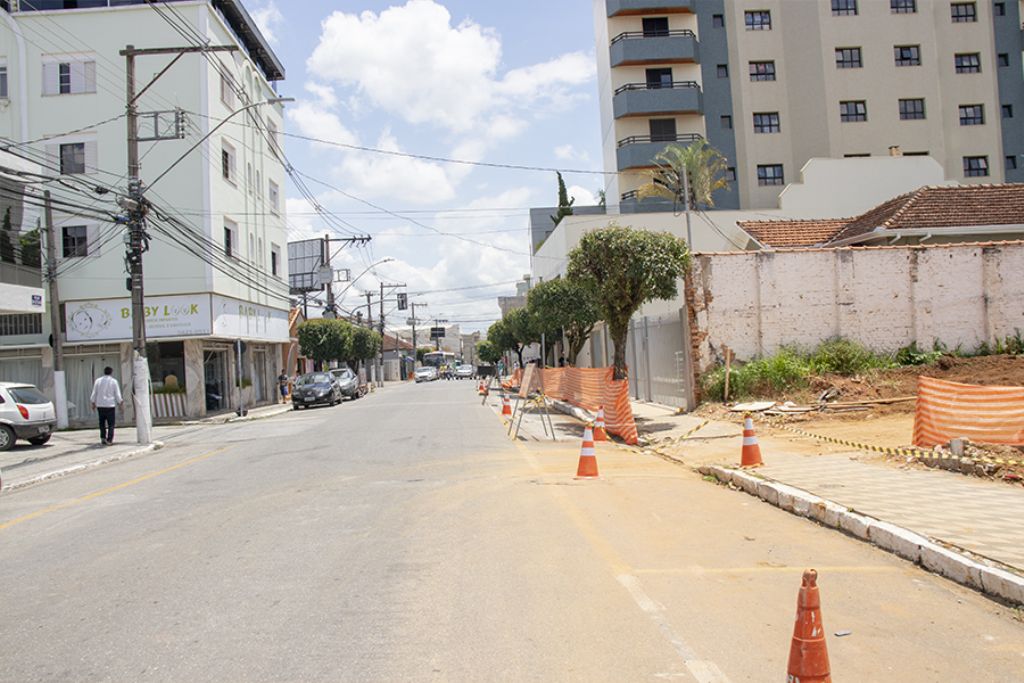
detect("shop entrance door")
[203,349,230,413]
[254,349,267,403]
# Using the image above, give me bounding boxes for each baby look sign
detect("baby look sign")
[65,295,213,342]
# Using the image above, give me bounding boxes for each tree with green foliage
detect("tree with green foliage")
[475,339,501,365]
[416,346,434,363]
[527,277,600,365]
[637,140,729,212]
[349,326,381,366]
[567,224,690,379]
[550,171,575,226]
[502,306,540,368]
[487,318,518,367]
[297,319,353,370]
[0,207,16,264]
[19,229,41,269]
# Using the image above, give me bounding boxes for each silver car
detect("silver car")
[0,382,57,451]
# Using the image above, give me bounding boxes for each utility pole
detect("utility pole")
[365,291,374,387]
[682,167,693,248]
[410,302,426,367]
[43,191,68,429]
[377,282,406,386]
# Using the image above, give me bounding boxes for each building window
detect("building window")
[835,47,862,69]
[642,17,670,36]
[950,2,977,21]
[224,220,236,258]
[1002,104,1014,118]
[725,167,736,182]
[891,0,916,12]
[712,13,725,28]
[646,67,673,88]
[959,104,985,125]
[1006,155,1017,171]
[894,45,921,66]
[59,142,86,175]
[994,2,1005,15]
[954,53,981,73]
[0,64,8,99]
[61,225,88,258]
[899,98,926,120]
[963,156,989,176]
[832,0,858,15]
[749,61,776,81]
[998,53,1009,67]
[720,114,732,129]
[904,151,930,156]
[220,72,236,108]
[757,164,784,186]
[745,10,771,30]
[268,179,280,214]
[717,64,729,78]
[266,118,280,159]
[0,314,43,336]
[840,100,867,122]
[221,142,236,183]
[649,118,677,141]
[271,244,281,277]
[753,112,780,133]
[42,58,96,95]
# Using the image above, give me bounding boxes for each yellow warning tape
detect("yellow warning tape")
[769,421,1024,468]
[677,419,711,441]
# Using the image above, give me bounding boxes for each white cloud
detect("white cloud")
[567,185,598,207]
[306,0,595,133]
[554,144,591,164]
[287,99,358,148]
[251,1,283,45]
[339,131,457,204]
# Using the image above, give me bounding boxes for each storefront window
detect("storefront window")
[147,341,186,394]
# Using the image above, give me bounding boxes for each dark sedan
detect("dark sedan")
[291,372,342,409]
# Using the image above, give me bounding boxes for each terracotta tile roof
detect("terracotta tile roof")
[382,332,414,351]
[740,184,1024,248]
[737,218,850,248]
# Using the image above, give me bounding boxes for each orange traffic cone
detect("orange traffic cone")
[787,569,832,683]
[575,424,600,479]
[501,394,512,417]
[741,414,763,467]
[593,406,608,441]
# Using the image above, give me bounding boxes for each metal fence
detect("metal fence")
[624,310,694,410]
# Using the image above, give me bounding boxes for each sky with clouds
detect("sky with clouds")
[245,0,604,334]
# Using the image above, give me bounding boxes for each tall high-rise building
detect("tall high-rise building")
[596,0,1024,212]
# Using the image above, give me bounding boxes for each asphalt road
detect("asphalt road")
[1,381,1021,682]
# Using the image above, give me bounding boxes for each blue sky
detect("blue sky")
[245,0,604,332]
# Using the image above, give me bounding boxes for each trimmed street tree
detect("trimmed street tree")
[350,327,382,367]
[19,229,41,269]
[297,319,353,370]
[486,318,518,368]
[527,277,600,366]
[0,208,15,264]
[502,306,539,368]
[567,224,690,380]
[475,339,501,365]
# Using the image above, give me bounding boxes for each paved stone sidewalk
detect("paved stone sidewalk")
[757,451,1024,572]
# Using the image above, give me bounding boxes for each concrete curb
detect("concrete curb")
[2,442,164,494]
[699,464,1024,607]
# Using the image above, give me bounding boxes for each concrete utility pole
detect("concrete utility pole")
[682,167,693,248]
[43,191,67,429]
[377,282,406,386]
[324,234,334,318]
[365,291,374,386]
[410,302,426,367]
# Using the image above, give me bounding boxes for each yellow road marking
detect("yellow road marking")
[0,444,235,532]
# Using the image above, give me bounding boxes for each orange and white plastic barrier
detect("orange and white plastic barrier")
[914,376,1024,447]
[501,394,512,417]
[575,424,599,479]
[593,406,608,441]
[539,367,639,445]
[741,415,763,467]
[787,569,832,683]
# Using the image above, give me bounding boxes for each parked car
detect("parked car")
[291,372,343,409]
[414,366,439,383]
[455,364,475,379]
[0,382,57,451]
[330,367,364,400]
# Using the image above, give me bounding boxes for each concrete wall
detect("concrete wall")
[689,242,1024,372]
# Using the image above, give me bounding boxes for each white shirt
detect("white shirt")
[90,375,123,408]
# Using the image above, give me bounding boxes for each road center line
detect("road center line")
[0,444,236,532]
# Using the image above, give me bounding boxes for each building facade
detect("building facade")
[0,0,289,422]
[596,0,1024,211]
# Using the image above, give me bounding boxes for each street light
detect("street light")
[323,257,394,319]
[145,96,294,191]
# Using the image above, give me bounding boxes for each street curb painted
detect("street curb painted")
[1,442,165,494]
[698,464,1024,607]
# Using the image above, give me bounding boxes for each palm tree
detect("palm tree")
[636,140,730,246]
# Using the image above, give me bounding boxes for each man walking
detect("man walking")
[278,369,290,404]
[90,366,123,446]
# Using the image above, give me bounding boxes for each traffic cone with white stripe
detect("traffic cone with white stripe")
[593,406,608,441]
[787,569,832,683]
[501,393,512,417]
[741,414,764,467]
[575,424,600,479]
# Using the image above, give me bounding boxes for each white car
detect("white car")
[0,382,57,451]
[455,364,475,379]
[414,366,438,383]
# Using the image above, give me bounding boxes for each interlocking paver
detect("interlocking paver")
[759,452,1024,570]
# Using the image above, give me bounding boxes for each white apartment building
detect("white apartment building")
[595,0,1024,211]
[0,0,290,422]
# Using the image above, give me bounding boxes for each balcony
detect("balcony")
[619,190,678,214]
[610,30,699,67]
[613,81,702,119]
[616,133,703,170]
[607,0,694,17]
